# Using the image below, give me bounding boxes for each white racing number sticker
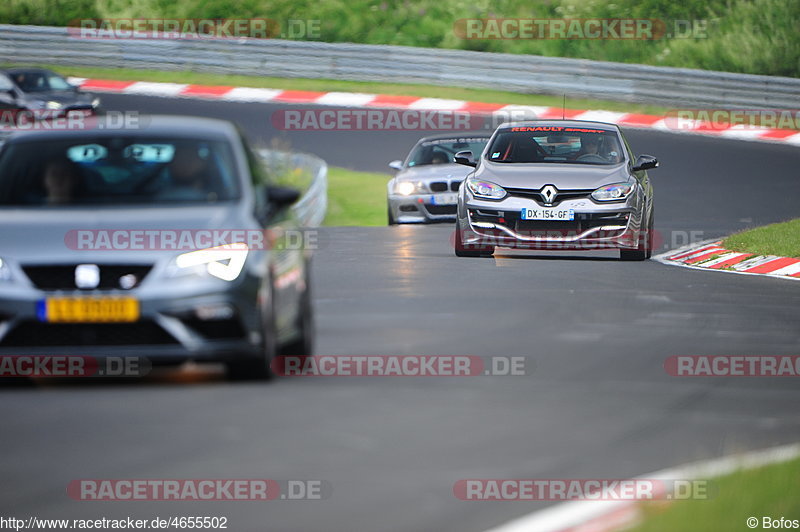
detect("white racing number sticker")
[124,144,175,163]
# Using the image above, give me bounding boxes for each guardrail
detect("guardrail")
[258,149,327,228]
[1,24,798,109]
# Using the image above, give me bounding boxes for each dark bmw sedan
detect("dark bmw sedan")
[0,67,100,122]
[0,116,313,380]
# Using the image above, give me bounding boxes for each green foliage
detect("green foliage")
[0,0,99,25]
[2,0,797,77]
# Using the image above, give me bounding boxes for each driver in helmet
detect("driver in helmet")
[573,135,602,159]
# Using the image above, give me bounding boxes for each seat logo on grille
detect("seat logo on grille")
[75,264,100,289]
[540,185,558,205]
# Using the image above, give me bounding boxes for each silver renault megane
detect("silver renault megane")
[453,121,658,260]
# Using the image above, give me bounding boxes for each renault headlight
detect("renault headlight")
[170,243,249,282]
[45,101,63,110]
[591,182,634,202]
[466,177,506,200]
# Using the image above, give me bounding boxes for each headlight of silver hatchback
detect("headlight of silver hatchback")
[591,182,634,202]
[466,178,506,200]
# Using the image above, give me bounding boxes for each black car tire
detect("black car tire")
[620,208,652,262]
[227,284,278,381]
[454,229,494,257]
[278,265,314,359]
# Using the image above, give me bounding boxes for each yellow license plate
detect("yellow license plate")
[39,297,140,323]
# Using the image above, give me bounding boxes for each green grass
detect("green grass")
[323,166,388,226]
[628,455,800,531]
[4,62,671,116]
[722,218,800,258]
[3,0,798,77]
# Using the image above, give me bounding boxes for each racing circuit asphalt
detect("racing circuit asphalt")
[1,94,799,532]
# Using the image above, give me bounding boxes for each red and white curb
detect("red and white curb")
[653,240,800,281]
[66,77,800,146]
[483,442,800,532]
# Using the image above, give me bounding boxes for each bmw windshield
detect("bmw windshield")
[9,70,73,92]
[407,137,488,167]
[487,126,624,165]
[0,137,241,207]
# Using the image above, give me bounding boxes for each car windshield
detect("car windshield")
[487,126,624,165]
[0,136,240,207]
[10,71,72,92]
[406,137,488,167]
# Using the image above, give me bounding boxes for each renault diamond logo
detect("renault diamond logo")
[75,264,100,289]
[540,185,558,205]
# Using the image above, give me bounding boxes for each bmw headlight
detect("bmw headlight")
[394,181,420,196]
[45,101,63,110]
[169,243,249,282]
[591,182,634,202]
[466,177,506,200]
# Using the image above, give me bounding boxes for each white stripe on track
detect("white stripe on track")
[314,92,377,107]
[407,98,467,110]
[123,82,188,96]
[220,87,284,102]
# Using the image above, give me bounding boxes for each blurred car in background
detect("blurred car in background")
[387,134,490,224]
[0,67,100,122]
[0,116,312,380]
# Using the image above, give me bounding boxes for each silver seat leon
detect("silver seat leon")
[0,116,313,380]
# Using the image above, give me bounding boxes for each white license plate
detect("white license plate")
[520,208,574,221]
[431,193,458,205]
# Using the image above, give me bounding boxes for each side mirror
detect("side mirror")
[454,150,477,167]
[267,185,301,209]
[388,160,403,171]
[256,185,300,222]
[632,154,659,171]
